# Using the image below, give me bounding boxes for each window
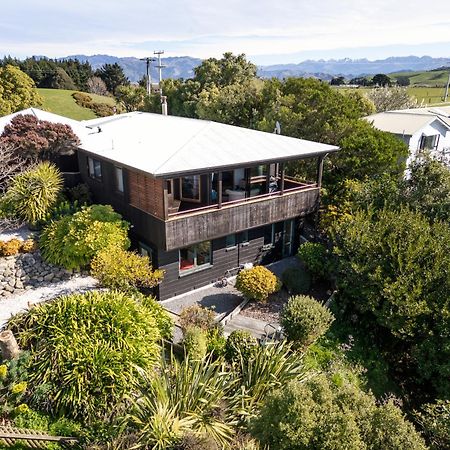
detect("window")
[88,157,102,180]
[240,230,249,245]
[138,242,153,263]
[263,224,275,247]
[419,134,439,150]
[180,175,201,202]
[226,234,237,249]
[114,166,124,193]
[179,241,212,273]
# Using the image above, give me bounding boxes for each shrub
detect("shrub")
[72,91,93,107]
[250,374,427,450]
[206,326,227,358]
[281,295,334,349]
[7,290,162,422]
[235,266,281,302]
[141,295,173,340]
[4,162,63,225]
[282,267,311,294]
[297,242,329,280]
[91,246,164,290]
[0,238,22,256]
[415,400,450,450]
[183,326,208,360]
[66,183,92,205]
[20,238,38,253]
[179,304,216,333]
[225,330,257,362]
[40,204,130,269]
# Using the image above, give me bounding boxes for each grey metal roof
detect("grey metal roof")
[81,112,339,177]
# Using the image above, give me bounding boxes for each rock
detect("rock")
[15,280,24,289]
[43,273,54,282]
[4,285,14,293]
[8,279,15,288]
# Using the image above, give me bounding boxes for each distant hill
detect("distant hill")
[63,54,202,83]
[258,56,450,79]
[389,68,450,87]
[61,54,450,82]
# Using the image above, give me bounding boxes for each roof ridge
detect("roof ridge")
[153,120,214,174]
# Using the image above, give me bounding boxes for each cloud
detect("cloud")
[0,0,449,61]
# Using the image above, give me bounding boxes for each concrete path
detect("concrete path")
[0,276,97,328]
[223,314,281,340]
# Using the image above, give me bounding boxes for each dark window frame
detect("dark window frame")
[179,241,212,276]
[87,157,102,181]
[114,166,124,193]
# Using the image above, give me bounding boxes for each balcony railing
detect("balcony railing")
[167,177,316,219]
[163,181,320,250]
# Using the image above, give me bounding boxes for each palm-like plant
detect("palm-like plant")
[125,352,235,449]
[229,341,308,426]
[4,162,63,224]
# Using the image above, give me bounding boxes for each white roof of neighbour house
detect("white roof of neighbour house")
[365,107,450,136]
[0,108,91,140]
[80,112,339,178]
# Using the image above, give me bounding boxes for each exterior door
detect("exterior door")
[282,219,295,257]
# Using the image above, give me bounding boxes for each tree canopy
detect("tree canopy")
[0,65,42,115]
[95,62,129,95]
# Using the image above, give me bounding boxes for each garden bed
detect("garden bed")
[240,280,333,324]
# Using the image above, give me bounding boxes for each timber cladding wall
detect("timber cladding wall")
[128,171,165,219]
[164,187,319,250]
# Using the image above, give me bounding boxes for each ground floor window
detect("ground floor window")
[139,242,154,264]
[179,241,212,273]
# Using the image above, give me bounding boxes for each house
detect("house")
[365,106,450,166]
[76,112,338,300]
[0,107,338,299]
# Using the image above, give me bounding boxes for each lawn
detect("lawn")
[336,86,449,106]
[37,88,115,120]
[389,69,450,87]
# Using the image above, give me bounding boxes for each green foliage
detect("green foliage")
[250,373,427,450]
[415,400,450,450]
[183,326,208,360]
[44,67,77,90]
[7,290,162,422]
[125,353,234,449]
[141,295,174,340]
[0,65,42,115]
[332,207,450,397]
[281,267,312,294]
[235,266,281,302]
[90,245,164,290]
[281,295,335,349]
[206,326,227,358]
[40,204,130,269]
[179,304,216,333]
[115,85,147,112]
[4,162,63,225]
[66,183,92,205]
[297,242,329,281]
[95,63,129,95]
[0,352,30,418]
[225,330,257,363]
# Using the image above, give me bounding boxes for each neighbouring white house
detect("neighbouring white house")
[365,106,450,167]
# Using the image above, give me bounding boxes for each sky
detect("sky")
[1,0,449,64]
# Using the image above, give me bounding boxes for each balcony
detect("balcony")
[163,179,319,250]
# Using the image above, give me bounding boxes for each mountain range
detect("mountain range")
[65,54,450,82]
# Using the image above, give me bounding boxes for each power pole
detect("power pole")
[154,50,168,115]
[139,57,156,95]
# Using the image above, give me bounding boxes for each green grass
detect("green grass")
[336,86,449,106]
[37,88,115,120]
[390,69,450,87]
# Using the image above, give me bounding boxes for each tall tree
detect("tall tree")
[115,85,147,112]
[95,63,129,95]
[372,73,392,87]
[0,65,42,115]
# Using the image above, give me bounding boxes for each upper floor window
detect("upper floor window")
[114,166,124,193]
[419,134,439,150]
[88,157,102,180]
[179,241,211,273]
[180,175,201,202]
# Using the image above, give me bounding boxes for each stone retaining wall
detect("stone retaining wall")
[0,252,74,298]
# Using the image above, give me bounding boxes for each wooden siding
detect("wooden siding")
[128,172,165,219]
[157,227,279,300]
[163,187,319,251]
